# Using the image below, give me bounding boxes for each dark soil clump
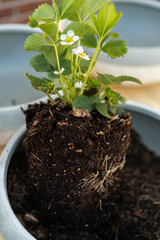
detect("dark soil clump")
[22,101,131,227]
[7,129,160,239]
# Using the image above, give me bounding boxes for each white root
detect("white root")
[78,154,126,197]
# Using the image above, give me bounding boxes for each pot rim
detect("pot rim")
[0,23,41,34]
[0,96,48,112]
[0,100,160,239]
[121,100,160,121]
[113,0,160,9]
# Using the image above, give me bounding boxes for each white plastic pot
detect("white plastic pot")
[0,24,47,145]
[0,101,160,240]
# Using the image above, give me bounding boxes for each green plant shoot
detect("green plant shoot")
[24,0,141,118]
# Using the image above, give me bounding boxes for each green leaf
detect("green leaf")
[58,44,71,59]
[95,102,111,118]
[24,33,54,52]
[110,106,124,115]
[32,4,56,22]
[43,48,57,69]
[105,88,127,108]
[87,78,101,88]
[39,23,58,42]
[108,32,119,39]
[48,72,56,78]
[90,12,100,36]
[101,32,119,47]
[43,44,69,70]
[97,73,142,86]
[63,22,88,38]
[60,0,83,20]
[67,13,80,21]
[90,95,99,104]
[118,95,126,104]
[81,32,97,48]
[113,75,142,85]
[85,18,98,35]
[109,106,117,115]
[28,16,38,28]
[72,95,94,112]
[25,73,51,92]
[48,59,71,78]
[25,73,42,89]
[102,39,127,58]
[52,0,60,20]
[80,58,91,73]
[98,3,122,37]
[82,0,110,21]
[97,73,115,85]
[105,87,119,106]
[60,59,71,75]
[30,54,53,73]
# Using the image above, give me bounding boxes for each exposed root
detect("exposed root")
[49,108,54,117]
[33,154,41,161]
[78,154,126,197]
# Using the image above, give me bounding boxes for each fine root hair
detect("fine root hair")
[78,154,126,197]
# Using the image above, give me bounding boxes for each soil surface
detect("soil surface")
[7,130,160,240]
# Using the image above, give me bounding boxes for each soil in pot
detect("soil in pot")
[7,104,160,240]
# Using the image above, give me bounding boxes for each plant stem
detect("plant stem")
[56,22,59,42]
[54,77,61,86]
[70,45,76,95]
[46,92,54,102]
[95,48,102,66]
[75,40,80,69]
[64,78,71,103]
[95,85,107,98]
[56,91,65,101]
[71,45,74,74]
[54,44,68,101]
[80,38,102,95]
[74,58,81,74]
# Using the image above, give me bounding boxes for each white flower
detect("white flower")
[73,46,90,60]
[54,68,64,75]
[75,81,83,88]
[60,30,79,45]
[100,100,105,103]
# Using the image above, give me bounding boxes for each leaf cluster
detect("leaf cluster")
[73,73,141,118]
[24,0,141,118]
